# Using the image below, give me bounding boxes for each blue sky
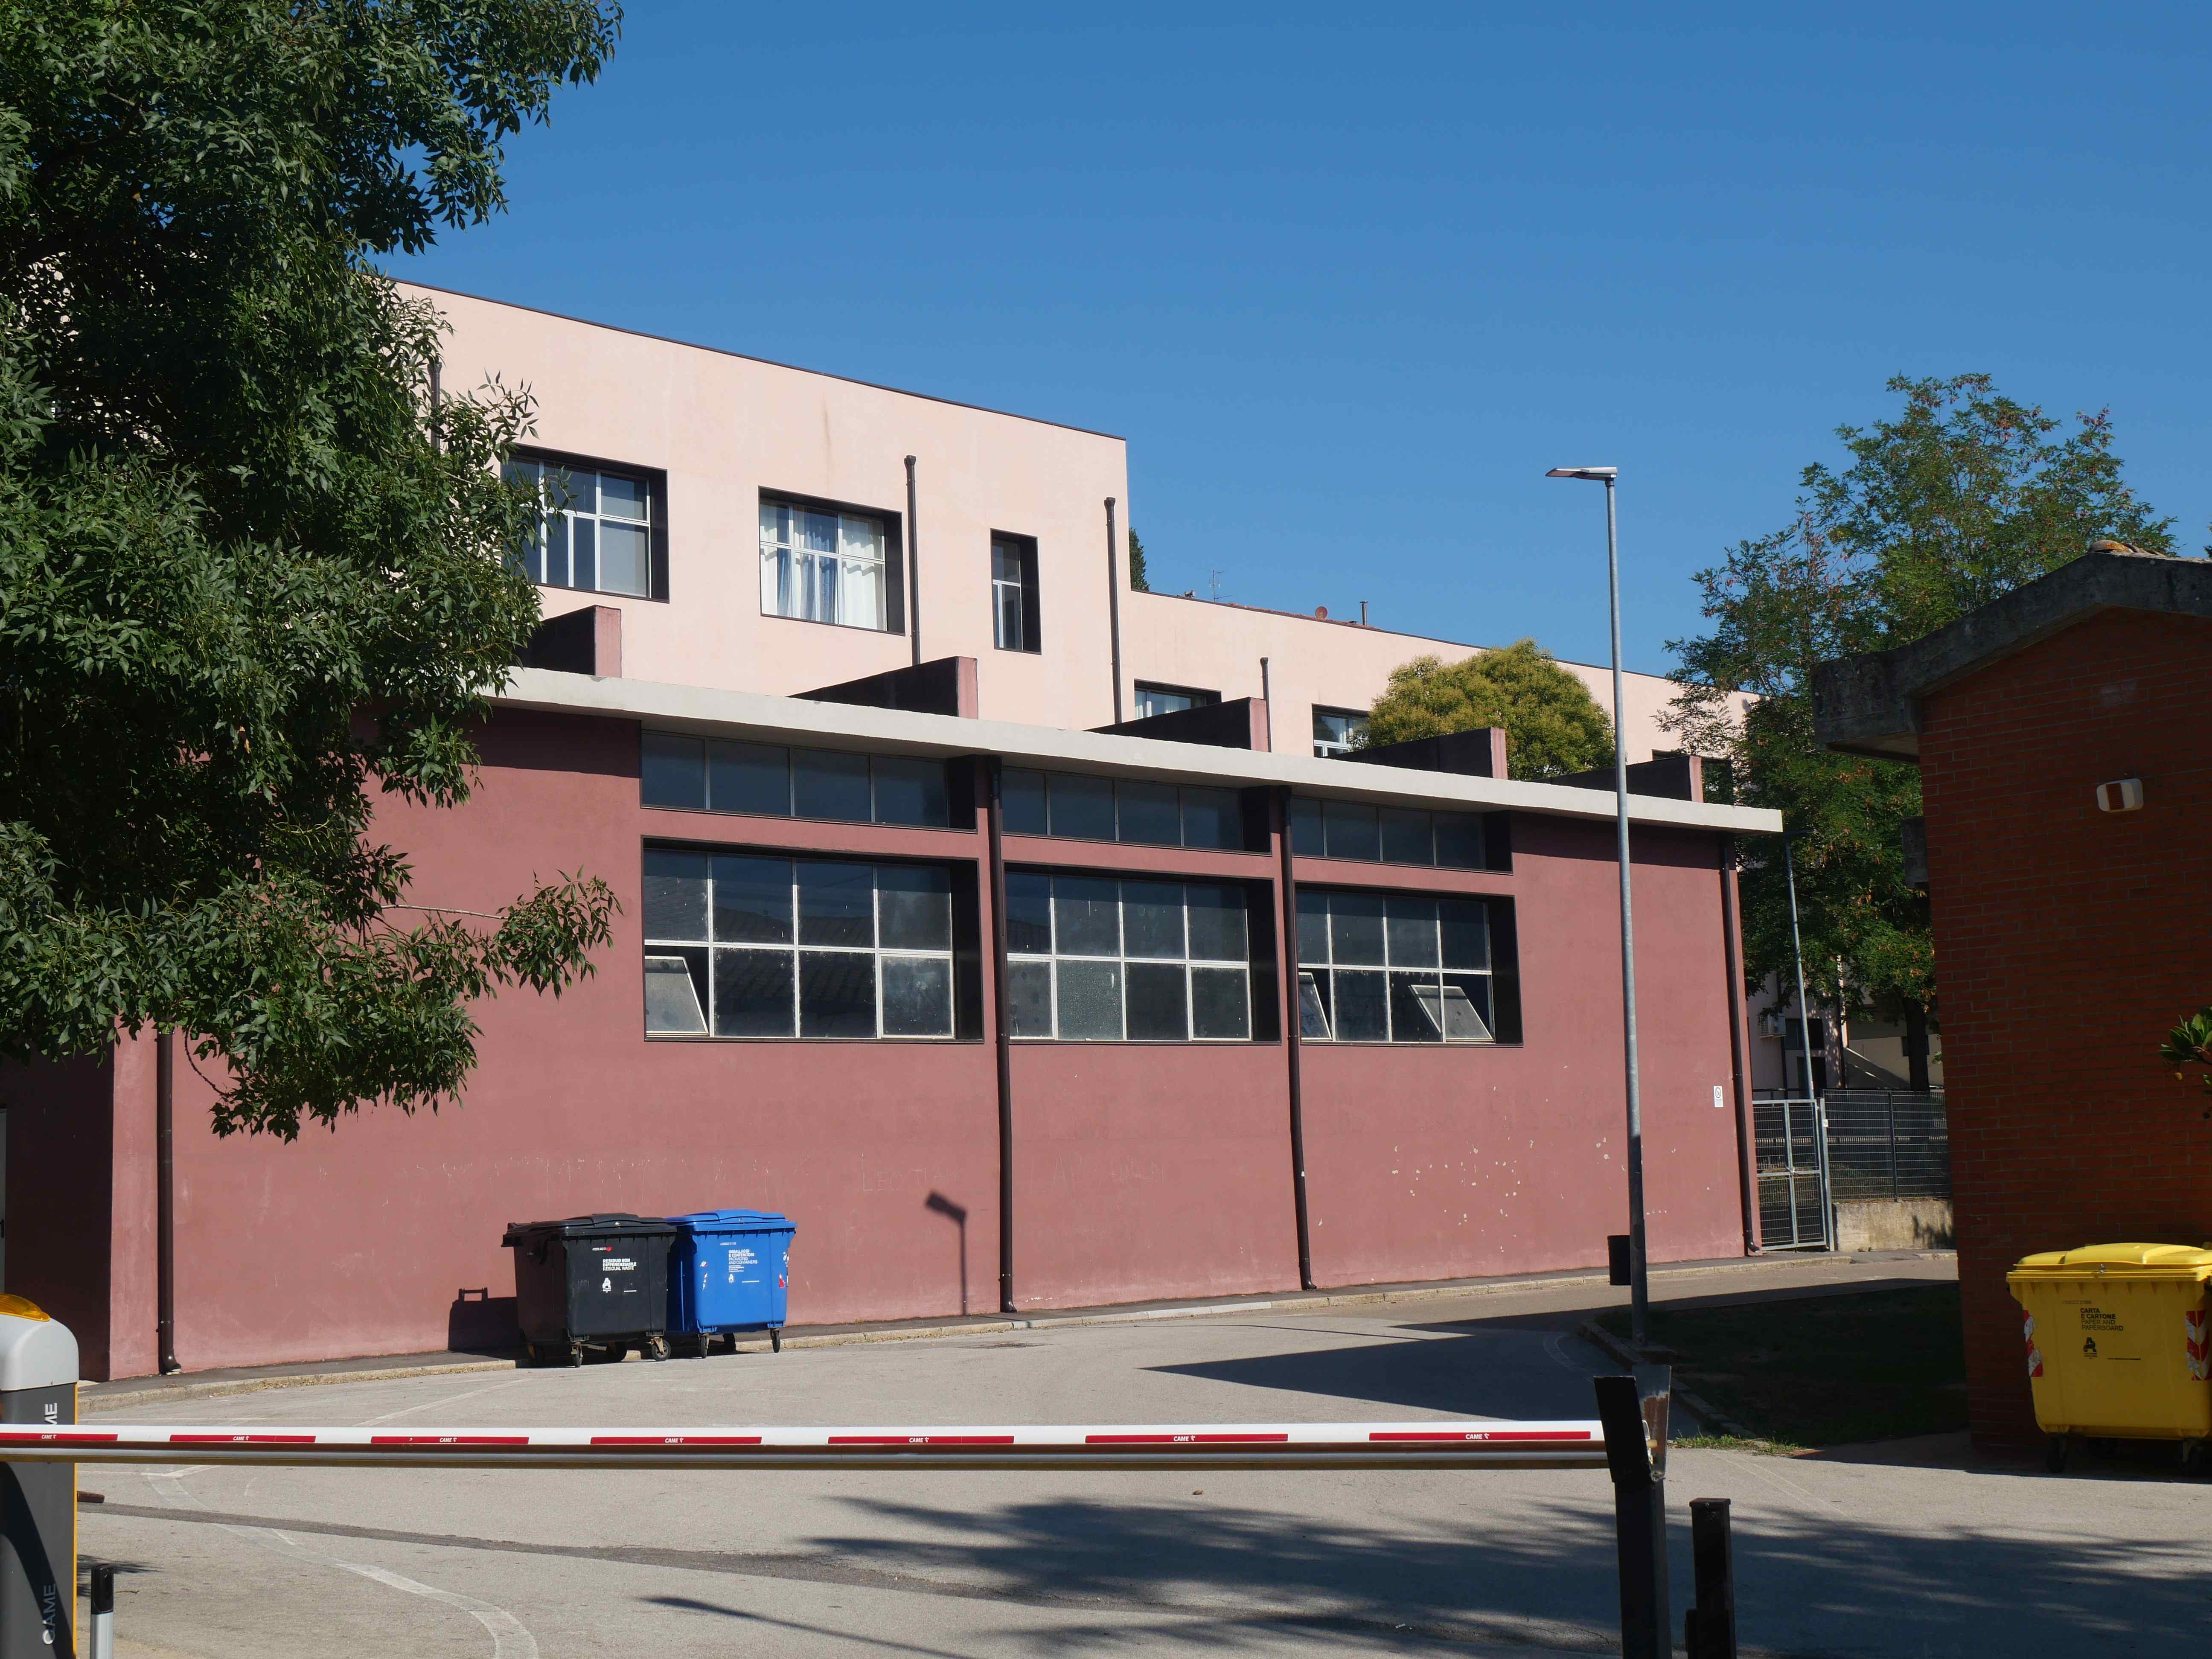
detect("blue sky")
[393,4,2209,675]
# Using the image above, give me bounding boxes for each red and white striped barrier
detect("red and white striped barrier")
[1,1419,1608,1472]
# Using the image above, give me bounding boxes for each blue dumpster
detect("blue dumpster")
[666,1210,796,1356]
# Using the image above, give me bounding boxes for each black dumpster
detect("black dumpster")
[503,1214,678,1365]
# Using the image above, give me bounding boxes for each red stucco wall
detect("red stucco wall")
[1918,608,2212,1447]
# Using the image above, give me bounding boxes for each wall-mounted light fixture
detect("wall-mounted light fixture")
[2096,778,2144,813]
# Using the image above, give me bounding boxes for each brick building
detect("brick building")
[1814,549,2212,1445]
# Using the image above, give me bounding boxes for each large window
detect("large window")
[1001,768,1247,851]
[505,457,655,598]
[643,850,958,1039]
[1313,707,1368,758]
[1006,873,1255,1042]
[1289,796,1499,870]
[1133,682,1220,720]
[1296,888,1514,1044]
[643,733,956,829]
[760,499,888,630]
[992,534,1040,653]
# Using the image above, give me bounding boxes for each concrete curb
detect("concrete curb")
[84,1249,1948,1415]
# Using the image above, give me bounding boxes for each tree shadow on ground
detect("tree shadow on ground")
[1148,1326,1604,1421]
[805,1489,2209,1656]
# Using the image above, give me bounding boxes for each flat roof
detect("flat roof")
[397,279,1127,444]
[497,667,1782,837]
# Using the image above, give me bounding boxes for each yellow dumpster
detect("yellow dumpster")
[2007,1243,2212,1473]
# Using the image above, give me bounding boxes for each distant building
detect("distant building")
[1815,549,2212,1447]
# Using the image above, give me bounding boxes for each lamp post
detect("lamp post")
[1545,465,1649,1344]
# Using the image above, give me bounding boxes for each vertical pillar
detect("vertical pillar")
[1595,1368,1672,1659]
[0,1307,78,1659]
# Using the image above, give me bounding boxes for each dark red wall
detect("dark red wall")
[1918,609,2212,1446]
[70,706,1753,1376]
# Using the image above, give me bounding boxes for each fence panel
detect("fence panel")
[1751,1094,1831,1249]
[1822,1091,1948,1203]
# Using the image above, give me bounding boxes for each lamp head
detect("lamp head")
[1545,466,1618,482]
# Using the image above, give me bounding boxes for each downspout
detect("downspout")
[1718,838,1760,1254]
[985,761,1017,1312]
[1104,497,1123,723]
[905,456,921,668]
[1258,657,1273,752]
[157,1030,179,1373]
[1275,788,1315,1290]
[428,358,442,453]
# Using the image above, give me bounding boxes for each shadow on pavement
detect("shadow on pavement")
[1149,1328,1605,1421]
[811,1489,2209,1656]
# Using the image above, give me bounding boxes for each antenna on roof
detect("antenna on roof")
[1208,569,1223,602]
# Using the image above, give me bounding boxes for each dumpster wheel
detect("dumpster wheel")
[2182,1440,2205,1475]
[2045,1434,2069,1474]
[771,1327,783,1353]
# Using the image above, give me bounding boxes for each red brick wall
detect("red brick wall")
[1919,608,2212,1446]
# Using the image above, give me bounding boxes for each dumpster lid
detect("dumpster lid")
[0,1297,78,1392]
[2011,1243,2212,1275]
[669,1209,793,1228]
[502,1213,680,1245]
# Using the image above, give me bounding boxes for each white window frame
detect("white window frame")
[1295,887,1497,1044]
[760,499,888,631]
[1005,873,1253,1042]
[1312,707,1368,758]
[505,457,655,598]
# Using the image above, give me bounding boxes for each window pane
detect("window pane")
[1186,884,1249,963]
[1004,871,1054,955]
[1001,768,1048,835]
[1192,967,1250,1040]
[598,521,650,597]
[708,740,791,817]
[881,956,952,1037]
[641,732,706,810]
[1008,960,1054,1037]
[569,516,596,591]
[1297,969,1333,1039]
[643,849,708,940]
[1380,808,1434,866]
[760,548,786,616]
[1435,813,1487,870]
[546,468,592,515]
[1180,787,1242,850]
[841,556,883,630]
[1385,894,1440,967]
[1053,875,1120,956]
[1332,969,1388,1040]
[1439,973,1495,1041]
[800,951,876,1037]
[760,501,788,544]
[1295,889,1330,966]
[1289,797,1324,857]
[873,755,949,827]
[1121,880,1185,959]
[714,948,794,1037]
[645,950,708,1035]
[712,855,794,944]
[839,514,883,560]
[1125,962,1188,1040]
[794,748,872,821]
[992,540,1023,582]
[1390,972,1445,1042]
[1323,800,1380,861]
[1440,898,1491,970]
[1055,959,1123,1039]
[1048,773,1116,840]
[798,511,838,553]
[877,864,952,951]
[599,473,648,521]
[1117,781,1180,846]
[1330,890,1385,965]
[543,514,569,587]
[796,860,874,947]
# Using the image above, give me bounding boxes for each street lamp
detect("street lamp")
[1544,464,1650,1344]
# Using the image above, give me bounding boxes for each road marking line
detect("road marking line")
[340,1563,540,1659]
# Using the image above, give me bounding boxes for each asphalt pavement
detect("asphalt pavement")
[76,1251,2211,1658]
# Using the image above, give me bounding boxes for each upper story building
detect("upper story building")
[416,283,1709,760]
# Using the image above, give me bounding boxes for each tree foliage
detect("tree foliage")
[1668,374,2175,1009]
[0,0,623,1137]
[1127,527,1150,592]
[1364,638,1614,781]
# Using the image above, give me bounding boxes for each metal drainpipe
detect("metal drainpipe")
[1718,837,1760,1253]
[1104,497,1123,723]
[904,456,921,668]
[157,1030,179,1373]
[1275,788,1315,1290]
[428,358,442,453]
[1258,657,1273,751]
[985,760,1017,1313]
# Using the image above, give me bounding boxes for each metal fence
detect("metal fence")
[1822,1090,1949,1202]
[1751,1094,1830,1250]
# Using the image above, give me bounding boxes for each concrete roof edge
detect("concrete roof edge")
[1810,551,2212,757]
[494,668,1783,836]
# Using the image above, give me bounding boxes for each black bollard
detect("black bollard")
[1594,1368,1671,1659]
[87,1565,113,1659]
[1684,1497,1737,1658]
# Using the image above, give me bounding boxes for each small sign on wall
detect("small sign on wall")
[2096,778,2144,813]
[1714,1085,1726,1109]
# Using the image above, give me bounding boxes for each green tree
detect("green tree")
[1127,527,1150,591]
[1364,638,1614,781]
[0,0,623,1138]
[1668,373,2175,1017]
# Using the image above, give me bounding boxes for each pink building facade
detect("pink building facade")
[6,289,1778,1379]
